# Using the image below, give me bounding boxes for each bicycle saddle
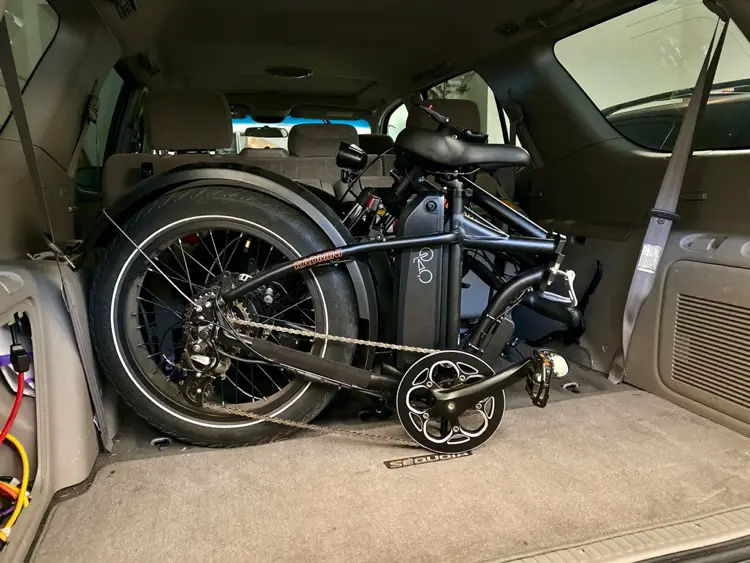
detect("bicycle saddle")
[395,128,530,171]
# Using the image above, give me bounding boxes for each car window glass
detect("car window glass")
[428,71,521,147]
[0,0,58,130]
[386,73,521,147]
[555,0,750,151]
[385,104,408,141]
[81,68,124,168]
[230,116,371,153]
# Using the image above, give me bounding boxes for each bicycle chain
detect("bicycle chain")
[227,316,440,354]
[203,315,434,449]
[204,402,419,448]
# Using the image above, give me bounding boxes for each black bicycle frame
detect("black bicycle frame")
[221,178,562,350]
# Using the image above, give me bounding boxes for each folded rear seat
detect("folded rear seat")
[102,89,236,205]
[102,89,393,206]
[239,147,289,158]
[241,123,393,198]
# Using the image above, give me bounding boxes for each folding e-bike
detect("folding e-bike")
[91,104,579,453]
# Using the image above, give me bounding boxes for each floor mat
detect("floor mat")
[95,365,618,466]
[32,390,750,563]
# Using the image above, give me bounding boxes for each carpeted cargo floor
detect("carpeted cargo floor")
[32,390,750,563]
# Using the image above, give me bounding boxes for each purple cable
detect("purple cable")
[0,505,15,518]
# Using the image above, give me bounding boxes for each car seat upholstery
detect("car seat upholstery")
[239,147,289,158]
[102,89,236,205]
[143,89,233,151]
[357,133,394,155]
[288,124,358,157]
[102,91,392,206]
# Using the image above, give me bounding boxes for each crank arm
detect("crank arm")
[430,359,533,417]
[430,350,569,416]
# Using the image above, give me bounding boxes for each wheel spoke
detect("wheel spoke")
[209,231,225,275]
[175,239,195,294]
[148,261,205,292]
[224,375,262,401]
[237,367,265,399]
[136,294,182,319]
[123,225,319,417]
[262,245,276,271]
[222,232,244,272]
[266,296,313,321]
[258,364,283,391]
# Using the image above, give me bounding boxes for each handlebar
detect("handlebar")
[418,103,489,144]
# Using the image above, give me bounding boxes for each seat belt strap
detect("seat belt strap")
[0,21,55,233]
[66,84,100,178]
[504,99,544,168]
[0,15,117,451]
[610,17,728,382]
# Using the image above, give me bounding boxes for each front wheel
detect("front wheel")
[89,186,358,447]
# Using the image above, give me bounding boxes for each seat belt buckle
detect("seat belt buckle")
[43,234,76,270]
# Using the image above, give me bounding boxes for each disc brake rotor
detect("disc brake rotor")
[396,351,506,454]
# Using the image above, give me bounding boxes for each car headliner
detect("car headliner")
[88,0,649,116]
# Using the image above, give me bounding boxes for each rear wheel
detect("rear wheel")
[89,186,358,447]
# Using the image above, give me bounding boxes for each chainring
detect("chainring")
[396,350,505,454]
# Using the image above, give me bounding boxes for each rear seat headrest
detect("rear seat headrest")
[288,123,358,157]
[406,99,481,132]
[144,89,233,151]
[358,133,394,155]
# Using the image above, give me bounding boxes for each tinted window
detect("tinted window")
[555,0,750,151]
[385,72,520,147]
[81,68,124,167]
[0,0,58,130]
[385,103,408,141]
[232,116,370,153]
[428,71,507,144]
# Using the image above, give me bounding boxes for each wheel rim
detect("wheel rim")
[110,215,330,428]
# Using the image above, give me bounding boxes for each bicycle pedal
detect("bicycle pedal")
[525,350,569,408]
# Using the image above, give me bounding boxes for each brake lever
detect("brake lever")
[419,103,450,125]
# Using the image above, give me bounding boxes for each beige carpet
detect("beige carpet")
[32,390,750,563]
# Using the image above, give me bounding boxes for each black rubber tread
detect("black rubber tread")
[89,186,358,447]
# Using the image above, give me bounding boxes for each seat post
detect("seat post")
[444,176,465,348]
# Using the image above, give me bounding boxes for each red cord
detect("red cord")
[0,484,15,502]
[0,483,16,502]
[0,373,24,446]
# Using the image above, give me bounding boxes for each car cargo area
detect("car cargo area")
[3,0,750,561]
[31,384,750,563]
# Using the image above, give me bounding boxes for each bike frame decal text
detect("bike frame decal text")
[293,249,343,271]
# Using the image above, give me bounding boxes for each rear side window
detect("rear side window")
[427,71,509,145]
[231,116,371,153]
[555,0,750,151]
[0,0,58,130]
[385,71,522,148]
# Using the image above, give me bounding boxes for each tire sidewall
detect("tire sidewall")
[90,186,358,446]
